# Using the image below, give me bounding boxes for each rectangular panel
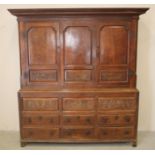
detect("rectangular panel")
[100,70,128,82]
[28,26,57,65]
[65,70,92,82]
[22,128,59,140]
[97,114,135,126]
[97,127,134,139]
[61,128,94,139]
[30,70,57,82]
[63,98,95,111]
[22,112,59,127]
[62,114,95,126]
[99,25,129,65]
[23,98,59,111]
[64,26,92,65]
[98,97,136,111]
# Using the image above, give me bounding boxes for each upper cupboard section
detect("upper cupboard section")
[19,18,136,88]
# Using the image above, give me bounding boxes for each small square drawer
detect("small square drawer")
[62,114,95,126]
[22,98,59,111]
[22,127,59,140]
[62,98,95,111]
[22,112,59,127]
[97,127,134,140]
[61,128,95,139]
[97,113,135,126]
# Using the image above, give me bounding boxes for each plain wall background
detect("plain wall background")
[0,4,155,131]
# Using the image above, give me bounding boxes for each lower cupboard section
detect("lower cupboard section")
[22,127,135,140]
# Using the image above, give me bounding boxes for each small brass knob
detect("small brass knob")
[102,131,107,135]
[124,116,131,122]
[29,131,33,136]
[85,131,91,136]
[38,116,42,120]
[124,130,130,135]
[28,118,32,123]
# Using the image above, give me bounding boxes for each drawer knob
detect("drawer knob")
[102,131,107,135]
[86,118,91,123]
[65,118,71,123]
[124,116,131,122]
[28,131,33,136]
[124,130,130,135]
[76,116,80,120]
[50,118,53,123]
[101,117,108,123]
[115,116,119,120]
[38,116,42,120]
[66,130,72,136]
[85,131,91,136]
[28,118,32,123]
[49,131,54,136]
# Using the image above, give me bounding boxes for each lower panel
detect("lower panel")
[19,88,138,146]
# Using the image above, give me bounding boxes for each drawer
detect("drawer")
[97,114,135,126]
[22,128,59,140]
[97,127,134,139]
[22,112,59,127]
[61,128,94,139]
[62,114,95,126]
[23,98,59,111]
[63,98,95,111]
[98,97,136,111]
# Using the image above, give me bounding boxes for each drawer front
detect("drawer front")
[22,128,59,140]
[97,114,135,126]
[63,98,95,111]
[98,97,136,111]
[23,98,59,111]
[22,112,59,127]
[97,127,134,139]
[61,128,94,139]
[62,115,95,126]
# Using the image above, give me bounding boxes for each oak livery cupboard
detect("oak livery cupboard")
[8,8,149,147]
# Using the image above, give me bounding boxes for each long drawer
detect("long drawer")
[22,127,59,140]
[22,111,59,127]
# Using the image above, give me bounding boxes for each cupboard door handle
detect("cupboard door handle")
[129,70,134,77]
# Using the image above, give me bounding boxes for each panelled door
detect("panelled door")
[20,21,60,88]
[60,20,97,88]
[96,19,136,88]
